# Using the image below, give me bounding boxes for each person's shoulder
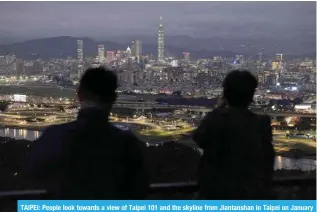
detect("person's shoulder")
[206,107,230,119]
[255,113,271,123]
[109,124,140,141]
[198,109,224,126]
[249,113,271,129]
[108,126,146,155]
[41,120,80,137]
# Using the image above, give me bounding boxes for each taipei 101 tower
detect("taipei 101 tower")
[157,16,165,63]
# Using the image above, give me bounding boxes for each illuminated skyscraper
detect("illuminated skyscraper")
[171,60,179,67]
[106,51,115,63]
[126,46,132,56]
[272,61,279,70]
[77,40,84,63]
[98,44,105,63]
[275,53,284,72]
[132,40,142,58]
[157,17,164,63]
[77,40,84,78]
[276,53,283,62]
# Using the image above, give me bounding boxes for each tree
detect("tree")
[172,91,181,96]
[280,120,288,127]
[0,101,9,112]
[57,105,65,112]
[296,119,312,130]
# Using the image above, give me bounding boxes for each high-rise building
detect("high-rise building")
[98,44,105,63]
[257,52,263,64]
[183,52,190,62]
[157,17,164,63]
[171,60,179,67]
[257,73,265,85]
[272,61,280,70]
[106,51,115,63]
[16,59,24,78]
[273,53,283,72]
[132,40,142,58]
[127,57,133,68]
[126,46,132,56]
[77,40,84,63]
[275,72,280,86]
[77,40,84,78]
[276,53,283,62]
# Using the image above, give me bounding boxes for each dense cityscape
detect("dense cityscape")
[0,2,315,204]
[0,18,316,111]
[0,15,316,96]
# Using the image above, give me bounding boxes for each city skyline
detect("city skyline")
[0,1,315,201]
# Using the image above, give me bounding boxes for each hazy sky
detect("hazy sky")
[0,1,315,41]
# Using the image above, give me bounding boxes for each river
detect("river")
[0,128,315,172]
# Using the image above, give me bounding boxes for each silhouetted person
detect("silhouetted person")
[25,67,149,199]
[193,70,275,199]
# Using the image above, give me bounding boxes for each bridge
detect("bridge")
[7,101,315,118]
[113,103,316,118]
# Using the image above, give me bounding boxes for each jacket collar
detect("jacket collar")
[77,102,110,122]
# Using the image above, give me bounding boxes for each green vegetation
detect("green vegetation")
[0,101,10,111]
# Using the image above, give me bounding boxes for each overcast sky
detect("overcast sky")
[0,1,315,41]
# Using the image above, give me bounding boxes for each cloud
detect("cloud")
[0,1,315,40]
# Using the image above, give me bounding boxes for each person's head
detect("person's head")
[222,70,258,108]
[77,67,117,107]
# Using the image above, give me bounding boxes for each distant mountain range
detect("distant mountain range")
[0,36,315,60]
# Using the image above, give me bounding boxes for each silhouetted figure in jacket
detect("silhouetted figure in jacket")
[25,67,149,199]
[193,70,275,199]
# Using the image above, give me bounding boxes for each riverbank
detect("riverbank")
[0,121,316,160]
[0,124,46,131]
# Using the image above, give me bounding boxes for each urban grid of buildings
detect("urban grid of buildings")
[0,17,315,111]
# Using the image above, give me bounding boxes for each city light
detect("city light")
[0,2,315,200]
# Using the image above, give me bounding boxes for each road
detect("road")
[113,103,316,118]
[0,107,315,160]
[6,100,315,118]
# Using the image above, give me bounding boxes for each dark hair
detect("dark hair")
[222,70,258,108]
[78,67,117,103]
